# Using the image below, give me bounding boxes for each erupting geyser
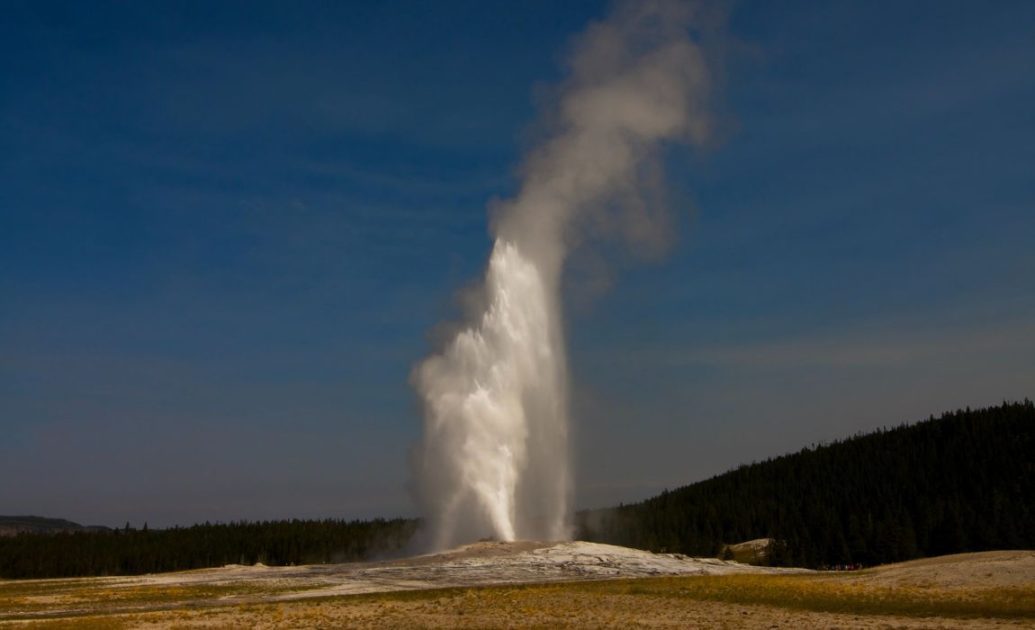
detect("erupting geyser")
[412,0,716,550]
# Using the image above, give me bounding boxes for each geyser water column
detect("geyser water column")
[412,0,716,550]
[415,239,568,547]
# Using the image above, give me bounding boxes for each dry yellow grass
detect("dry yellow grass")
[3,551,1032,628]
[3,571,1032,629]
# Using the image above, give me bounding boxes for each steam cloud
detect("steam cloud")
[412,0,715,550]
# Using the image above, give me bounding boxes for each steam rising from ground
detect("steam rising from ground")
[413,0,716,550]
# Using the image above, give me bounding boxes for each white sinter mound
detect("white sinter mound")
[74,541,807,605]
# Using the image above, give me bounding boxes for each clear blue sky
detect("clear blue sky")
[2,1,1033,527]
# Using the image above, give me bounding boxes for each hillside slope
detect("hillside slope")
[576,401,1035,568]
[0,516,108,537]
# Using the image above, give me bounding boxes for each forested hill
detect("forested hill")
[575,400,1035,568]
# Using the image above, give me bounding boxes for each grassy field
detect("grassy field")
[2,567,1032,628]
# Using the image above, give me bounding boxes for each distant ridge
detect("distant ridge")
[0,516,110,537]
[577,400,1035,568]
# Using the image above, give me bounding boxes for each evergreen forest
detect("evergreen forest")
[575,401,1034,568]
[0,518,415,579]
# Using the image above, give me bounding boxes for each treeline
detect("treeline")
[0,518,416,579]
[576,400,1035,568]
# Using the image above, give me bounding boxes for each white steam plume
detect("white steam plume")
[412,0,715,550]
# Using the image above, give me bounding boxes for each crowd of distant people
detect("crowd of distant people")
[820,563,864,571]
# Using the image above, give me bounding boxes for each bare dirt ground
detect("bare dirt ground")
[1,543,1031,628]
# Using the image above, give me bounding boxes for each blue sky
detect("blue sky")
[2,1,1033,527]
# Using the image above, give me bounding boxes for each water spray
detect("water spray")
[412,0,715,550]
